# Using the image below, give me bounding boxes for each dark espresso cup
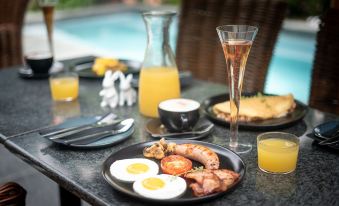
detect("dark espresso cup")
[25,52,53,74]
[158,98,200,132]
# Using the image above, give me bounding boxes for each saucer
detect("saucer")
[145,119,214,140]
[18,67,50,79]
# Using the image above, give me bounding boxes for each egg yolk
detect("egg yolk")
[142,177,165,190]
[126,163,149,174]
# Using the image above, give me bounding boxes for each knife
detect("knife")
[62,118,134,145]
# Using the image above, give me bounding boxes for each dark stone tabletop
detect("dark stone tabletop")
[0,60,338,206]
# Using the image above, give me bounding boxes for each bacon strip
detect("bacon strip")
[185,169,239,197]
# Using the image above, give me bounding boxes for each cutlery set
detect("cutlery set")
[55,119,134,145]
[40,113,135,146]
[41,113,118,138]
[313,121,339,147]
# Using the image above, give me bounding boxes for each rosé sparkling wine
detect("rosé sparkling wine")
[222,40,253,148]
[41,5,54,54]
[217,25,257,154]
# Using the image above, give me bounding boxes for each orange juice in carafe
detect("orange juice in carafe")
[139,11,180,117]
[139,67,180,117]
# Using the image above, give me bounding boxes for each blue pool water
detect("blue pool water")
[55,11,316,104]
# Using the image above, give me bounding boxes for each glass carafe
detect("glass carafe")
[139,11,180,118]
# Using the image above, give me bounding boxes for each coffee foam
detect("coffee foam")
[25,52,53,59]
[159,98,200,112]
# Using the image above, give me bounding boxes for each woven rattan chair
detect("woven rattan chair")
[176,0,287,92]
[0,182,26,206]
[0,0,29,69]
[309,8,339,115]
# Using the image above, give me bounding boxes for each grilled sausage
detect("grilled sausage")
[173,144,220,169]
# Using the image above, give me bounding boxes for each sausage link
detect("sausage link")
[173,144,219,169]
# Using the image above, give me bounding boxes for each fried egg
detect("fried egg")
[133,174,187,199]
[110,158,159,182]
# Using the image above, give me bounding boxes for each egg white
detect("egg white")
[110,158,159,183]
[133,174,187,200]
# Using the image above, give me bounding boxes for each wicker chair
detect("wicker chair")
[176,0,287,93]
[0,182,26,206]
[0,0,29,69]
[309,8,339,115]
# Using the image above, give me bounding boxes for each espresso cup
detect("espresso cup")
[158,98,200,132]
[25,52,53,74]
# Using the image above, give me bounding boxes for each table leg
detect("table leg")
[59,185,81,206]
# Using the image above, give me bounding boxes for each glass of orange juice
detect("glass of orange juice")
[257,132,299,174]
[49,72,79,101]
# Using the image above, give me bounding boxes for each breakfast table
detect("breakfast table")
[0,57,338,206]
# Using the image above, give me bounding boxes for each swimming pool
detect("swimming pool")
[55,11,316,104]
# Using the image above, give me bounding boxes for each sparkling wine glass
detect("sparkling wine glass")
[37,0,64,73]
[216,25,258,153]
[38,0,58,56]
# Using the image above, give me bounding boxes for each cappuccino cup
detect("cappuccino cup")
[158,98,200,132]
[25,52,53,74]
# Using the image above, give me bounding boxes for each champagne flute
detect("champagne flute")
[216,25,258,154]
[38,0,65,73]
[38,0,58,56]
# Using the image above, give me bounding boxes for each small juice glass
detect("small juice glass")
[49,72,79,101]
[257,132,299,174]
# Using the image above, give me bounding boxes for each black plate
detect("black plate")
[202,93,308,130]
[73,59,141,79]
[102,140,245,204]
[145,119,214,140]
